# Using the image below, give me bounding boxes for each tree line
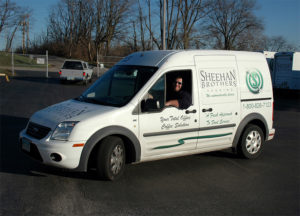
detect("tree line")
[0,0,298,61]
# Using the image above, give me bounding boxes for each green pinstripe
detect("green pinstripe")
[153,133,232,150]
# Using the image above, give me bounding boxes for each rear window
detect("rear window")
[62,61,83,70]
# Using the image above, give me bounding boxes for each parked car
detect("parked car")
[20,50,275,181]
[59,59,93,84]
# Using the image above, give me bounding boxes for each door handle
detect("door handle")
[202,108,213,112]
[185,109,197,114]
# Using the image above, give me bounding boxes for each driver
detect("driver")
[165,76,191,109]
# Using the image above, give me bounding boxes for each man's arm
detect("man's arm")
[165,100,179,108]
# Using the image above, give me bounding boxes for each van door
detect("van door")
[138,69,200,158]
[194,55,240,149]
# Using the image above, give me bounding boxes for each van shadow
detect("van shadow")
[201,149,239,159]
[0,115,98,180]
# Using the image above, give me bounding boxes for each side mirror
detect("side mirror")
[141,99,160,112]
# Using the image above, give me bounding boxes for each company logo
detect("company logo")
[246,69,263,94]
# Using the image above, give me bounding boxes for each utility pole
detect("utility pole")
[46,50,48,78]
[26,14,29,52]
[22,14,29,54]
[162,0,166,50]
[22,15,26,54]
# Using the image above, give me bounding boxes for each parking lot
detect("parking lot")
[0,71,299,215]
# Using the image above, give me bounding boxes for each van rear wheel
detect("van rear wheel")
[238,124,264,159]
[96,136,125,181]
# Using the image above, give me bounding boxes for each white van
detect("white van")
[20,50,275,180]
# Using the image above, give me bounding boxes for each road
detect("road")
[0,73,299,216]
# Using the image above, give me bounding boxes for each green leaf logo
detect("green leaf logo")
[246,69,263,94]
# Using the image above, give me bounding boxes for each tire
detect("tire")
[237,124,265,159]
[96,136,126,181]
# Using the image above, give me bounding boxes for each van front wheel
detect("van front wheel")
[238,124,264,159]
[96,136,126,181]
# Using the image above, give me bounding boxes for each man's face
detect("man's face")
[173,78,183,92]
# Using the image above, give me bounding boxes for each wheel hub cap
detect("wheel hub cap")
[110,145,124,175]
[246,130,261,154]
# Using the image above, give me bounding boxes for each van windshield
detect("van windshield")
[77,65,158,107]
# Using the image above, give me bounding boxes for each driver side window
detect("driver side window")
[141,70,192,112]
[141,75,165,112]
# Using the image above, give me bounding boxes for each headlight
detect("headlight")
[51,121,79,141]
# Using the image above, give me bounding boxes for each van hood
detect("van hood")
[30,99,116,129]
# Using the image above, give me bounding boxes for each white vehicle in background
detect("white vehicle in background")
[272,52,300,90]
[59,59,93,85]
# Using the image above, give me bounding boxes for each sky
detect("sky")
[1,0,300,50]
[254,0,300,46]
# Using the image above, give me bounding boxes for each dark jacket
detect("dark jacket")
[168,90,192,109]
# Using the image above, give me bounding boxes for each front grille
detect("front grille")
[26,122,51,140]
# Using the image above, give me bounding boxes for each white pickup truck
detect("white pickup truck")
[59,59,93,84]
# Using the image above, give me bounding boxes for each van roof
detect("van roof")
[117,50,265,68]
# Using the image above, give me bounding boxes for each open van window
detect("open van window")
[78,65,157,107]
[142,70,192,112]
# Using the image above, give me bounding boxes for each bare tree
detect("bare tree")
[0,0,19,35]
[135,0,180,50]
[74,0,95,60]
[179,0,211,49]
[146,0,153,49]
[1,0,32,52]
[140,0,210,50]
[94,0,130,56]
[47,0,77,57]
[206,0,263,50]
[142,0,162,49]
[5,24,18,51]
[159,0,182,49]
[235,28,265,51]
[263,36,298,52]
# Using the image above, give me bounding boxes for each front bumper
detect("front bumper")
[19,129,85,170]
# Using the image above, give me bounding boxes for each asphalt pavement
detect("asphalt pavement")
[0,73,299,216]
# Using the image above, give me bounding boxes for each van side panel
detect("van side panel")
[236,54,273,132]
[194,55,240,149]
